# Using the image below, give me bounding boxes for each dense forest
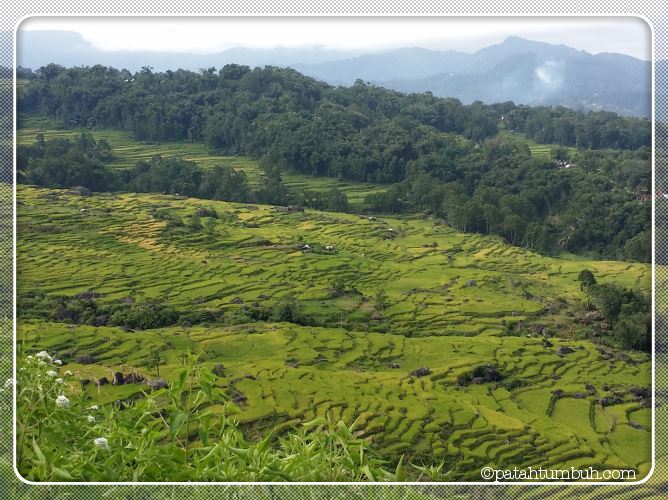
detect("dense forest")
[17,64,652,261]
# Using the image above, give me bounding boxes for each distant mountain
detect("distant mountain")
[17,31,651,117]
[373,37,650,117]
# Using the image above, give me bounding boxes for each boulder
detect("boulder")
[124,372,145,384]
[68,186,92,196]
[231,390,247,403]
[147,379,169,390]
[96,376,109,386]
[76,354,97,365]
[556,346,574,357]
[409,367,430,378]
[112,371,124,385]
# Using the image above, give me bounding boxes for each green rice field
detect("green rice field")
[16,185,652,480]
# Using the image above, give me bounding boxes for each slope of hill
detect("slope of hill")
[16,185,651,480]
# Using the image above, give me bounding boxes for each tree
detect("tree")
[146,347,164,378]
[578,269,597,291]
[374,289,389,311]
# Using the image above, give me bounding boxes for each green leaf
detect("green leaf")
[395,455,405,482]
[51,466,74,481]
[32,439,45,464]
[169,411,186,441]
[178,369,188,390]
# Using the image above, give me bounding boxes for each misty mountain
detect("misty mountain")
[372,37,650,117]
[17,31,651,117]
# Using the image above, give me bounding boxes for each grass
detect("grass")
[15,185,651,481]
[497,128,577,159]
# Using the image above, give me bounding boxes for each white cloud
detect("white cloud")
[18,16,652,60]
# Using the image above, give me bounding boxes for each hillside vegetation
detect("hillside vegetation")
[16,185,651,481]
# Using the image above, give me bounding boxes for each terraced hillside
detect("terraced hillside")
[16,185,651,480]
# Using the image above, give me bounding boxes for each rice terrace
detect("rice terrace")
[13,20,654,483]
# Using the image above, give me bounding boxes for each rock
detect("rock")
[466,279,477,287]
[585,310,603,321]
[76,354,97,364]
[556,346,575,356]
[574,392,587,399]
[409,367,430,378]
[68,185,92,196]
[471,376,485,384]
[551,374,561,380]
[532,324,546,335]
[231,390,247,403]
[541,338,553,348]
[212,363,225,377]
[229,298,244,304]
[124,372,144,384]
[147,379,168,390]
[552,389,565,399]
[75,290,102,300]
[96,376,109,386]
[630,386,650,398]
[80,378,91,386]
[93,314,109,326]
[585,383,597,394]
[112,371,124,385]
[628,421,643,430]
[388,362,400,369]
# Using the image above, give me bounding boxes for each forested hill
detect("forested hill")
[19,64,649,172]
[17,64,651,261]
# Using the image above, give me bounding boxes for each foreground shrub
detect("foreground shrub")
[15,352,404,482]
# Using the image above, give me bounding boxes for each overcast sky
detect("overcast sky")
[19,16,652,60]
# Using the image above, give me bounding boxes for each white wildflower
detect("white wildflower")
[55,395,70,408]
[88,405,99,411]
[26,355,33,360]
[46,370,58,378]
[53,360,62,366]
[55,378,64,384]
[38,360,46,366]
[64,370,73,376]
[36,351,52,361]
[93,437,109,449]
[87,415,96,424]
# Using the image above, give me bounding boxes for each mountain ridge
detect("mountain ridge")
[17,31,651,117]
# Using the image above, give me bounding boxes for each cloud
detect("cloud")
[535,60,564,87]
[18,16,651,60]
